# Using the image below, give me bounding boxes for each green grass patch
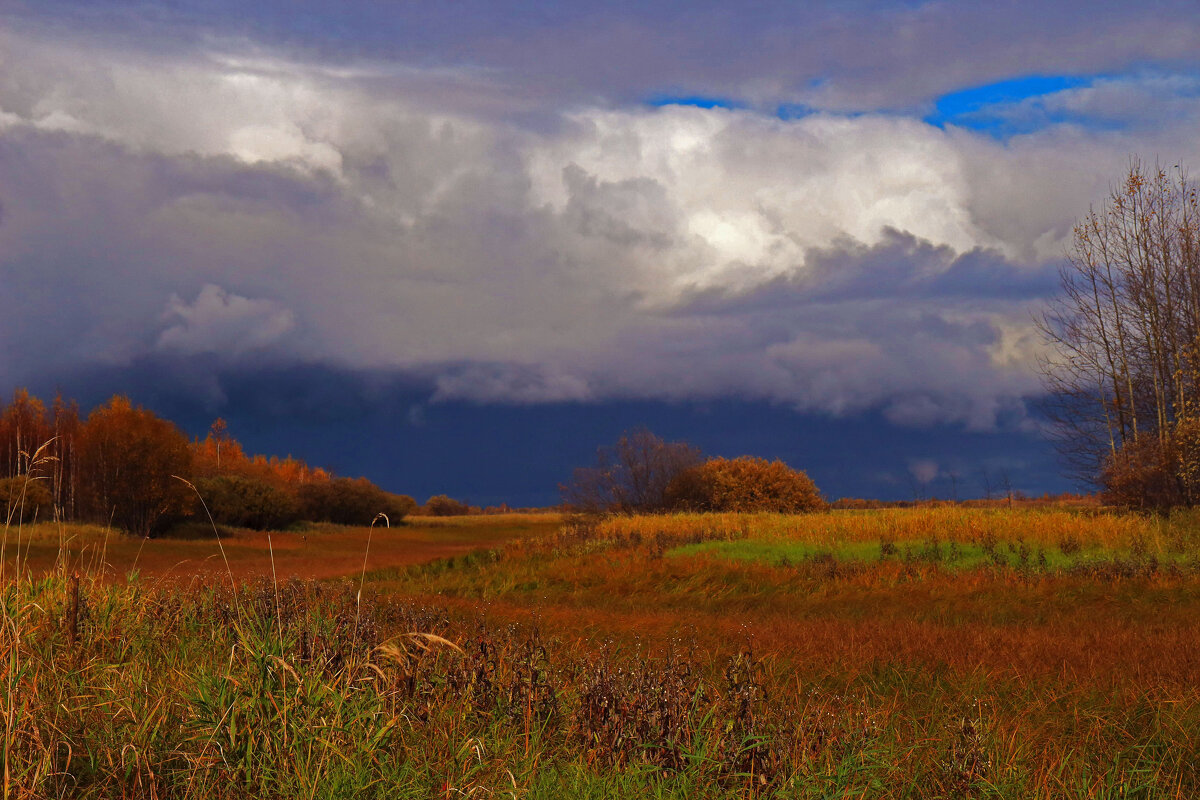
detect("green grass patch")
[667,537,1194,572]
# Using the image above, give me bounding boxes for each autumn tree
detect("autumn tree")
[193,417,247,477]
[49,393,82,518]
[0,389,52,478]
[561,428,702,513]
[1039,158,1200,506]
[77,396,194,536]
[666,456,825,513]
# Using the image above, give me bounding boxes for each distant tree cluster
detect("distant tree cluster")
[0,389,416,535]
[560,428,824,514]
[1040,159,1200,508]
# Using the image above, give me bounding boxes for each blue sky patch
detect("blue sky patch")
[646,93,744,110]
[926,74,1093,136]
[776,103,815,120]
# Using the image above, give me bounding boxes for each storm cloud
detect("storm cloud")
[3,4,1200,441]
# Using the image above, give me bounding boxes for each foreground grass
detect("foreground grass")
[2,573,903,799]
[6,569,1197,799]
[5,507,1199,797]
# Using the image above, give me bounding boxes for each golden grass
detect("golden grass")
[598,506,1175,551]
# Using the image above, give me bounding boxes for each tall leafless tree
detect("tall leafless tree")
[1039,158,1200,498]
[560,428,702,513]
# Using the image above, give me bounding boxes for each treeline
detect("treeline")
[0,389,416,536]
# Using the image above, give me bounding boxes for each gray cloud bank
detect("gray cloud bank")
[2,16,1200,430]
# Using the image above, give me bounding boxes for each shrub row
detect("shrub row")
[194,475,418,531]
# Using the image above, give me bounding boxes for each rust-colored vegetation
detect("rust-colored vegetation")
[363,507,1200,798]
[0,389,416,536]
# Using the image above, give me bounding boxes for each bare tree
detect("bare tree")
[978,469,994,501]
[1038,158,1200,503]
[560,428,702,513]
[999,469,1013,508]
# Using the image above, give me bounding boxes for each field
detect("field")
[4,507,1199,798]
[0,513,562,583]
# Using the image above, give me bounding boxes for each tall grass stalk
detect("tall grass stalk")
[354,512,387,642]
[173,475,239,616]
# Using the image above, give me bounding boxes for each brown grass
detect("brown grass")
[2,513,562,583]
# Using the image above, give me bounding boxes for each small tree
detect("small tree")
[560,428,702,513]
[666,456,825,513]
[77,396,194,536]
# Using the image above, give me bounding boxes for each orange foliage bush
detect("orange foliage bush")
[666,456,825,513]
[0,392,418,532]
[1100,435,1180,508]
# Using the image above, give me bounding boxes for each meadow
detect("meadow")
[4,506,1199,798]
[0,513,562,583]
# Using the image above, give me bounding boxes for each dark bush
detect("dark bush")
[193,475,301,531]
[423,494,471,516]
[297,477,407,526]
[387,493,419,519]
[0,476,55,523]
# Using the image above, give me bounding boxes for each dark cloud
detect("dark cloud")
[2,3,1200,499]
[24,357,1073,505]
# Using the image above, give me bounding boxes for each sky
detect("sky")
[3,1,1200,505]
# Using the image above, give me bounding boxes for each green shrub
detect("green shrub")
[0,475,54,523]
[297,477,407,526]
[193,475,301,531]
